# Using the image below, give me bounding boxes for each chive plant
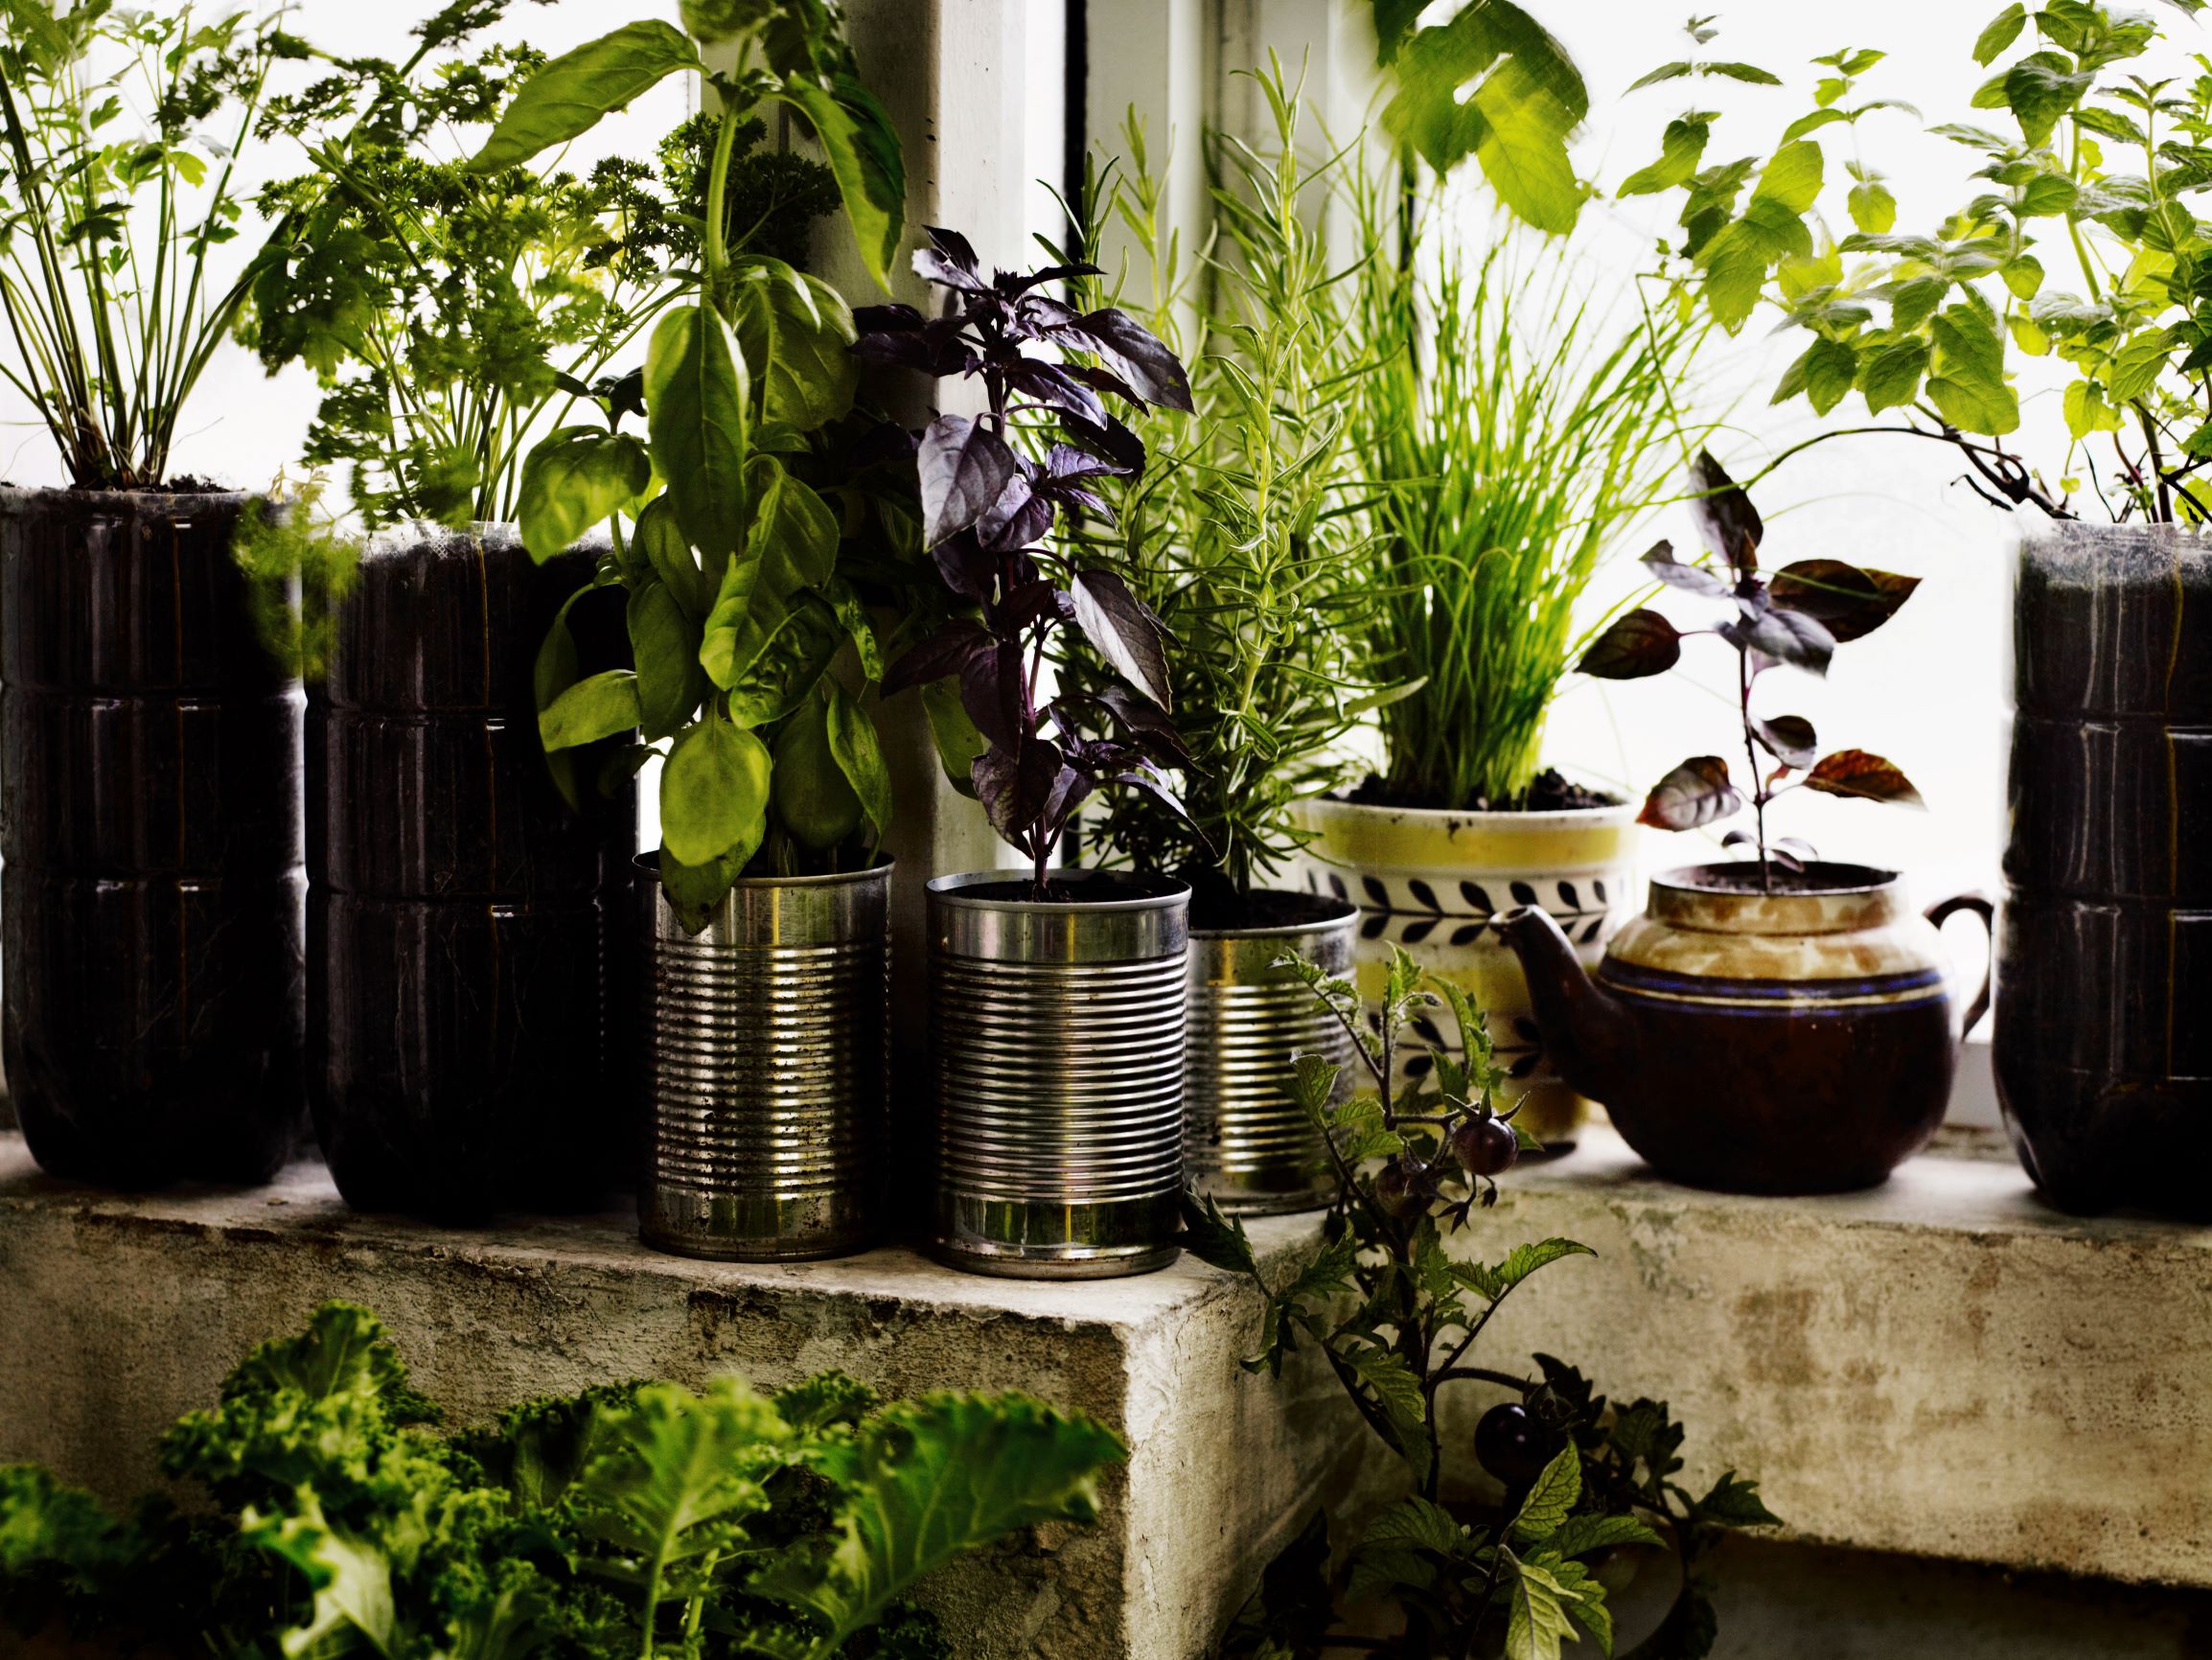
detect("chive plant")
[1351,181,1707,812]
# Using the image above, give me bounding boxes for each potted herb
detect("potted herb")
[484,1,908,1259]
[1057,84,1376,1215]
[1293,177,1706,1153]
[1491,453,1994,1194]
[241,12,689,1219]
[858,226,1198,1279]
[1183,948,1779,1656]
[0,3,314,1186]
[1617,8,2209,1211]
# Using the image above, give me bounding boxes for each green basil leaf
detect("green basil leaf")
[660,714,771,867]
[727,259,859,430]
[699,458,839,688]
[646,301,750,562]
[629,581,704,743]
[825,680,892,840]
[772,687,864,851]
[920,679,987,796]
[472,21,701,173]
[766,75,907,291]
[539,669,641,751]
[634,496,712,622]
[725,593,844,728]
[518,427,652,563]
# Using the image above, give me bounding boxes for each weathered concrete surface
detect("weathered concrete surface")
[0,1136,1360,1660]
[1444,1128,2212,1589]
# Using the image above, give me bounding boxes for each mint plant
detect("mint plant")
[1186,947,1778,1658]
[0,1302,1122,1658]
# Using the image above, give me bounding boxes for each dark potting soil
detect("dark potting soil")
[1672,860,1894,896]
[1186,885,1351,934]
[1345,768,1622,813]
[956,873,1186,906]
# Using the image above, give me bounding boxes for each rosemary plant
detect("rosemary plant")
[0,2,295,488]
[1352,182,1706,811]
[1066,66,1389,916]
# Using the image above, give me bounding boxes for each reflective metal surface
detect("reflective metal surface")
[1187,895,1358,1214]
[638,857,890,1260]
[927,869,1189,1279]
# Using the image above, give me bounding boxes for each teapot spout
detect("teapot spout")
[1494,905,1635,1105]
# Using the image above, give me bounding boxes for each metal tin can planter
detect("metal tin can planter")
[0,486,305,1187]
[637,858,890,1260]
[310,524,629,1217]
[1497,864,1993,1194]
[1999,522,2212,1215]
[1292,796,1636,1149]
[1186,890,1358,1214]
[928,869,1189,1279]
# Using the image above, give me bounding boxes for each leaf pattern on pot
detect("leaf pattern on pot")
[1559,881,1580,910]
[1363,875,1391,908]
[1450,924,1483,947]
[1401,918,1437,943]
[1510,880,1538,905]
[1407,877,1441,912]
[1461,880,1495,913]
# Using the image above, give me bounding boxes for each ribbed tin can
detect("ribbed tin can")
[638,856,890,1260]
[1187,891,1359,1214]
[927,869,1190,1279]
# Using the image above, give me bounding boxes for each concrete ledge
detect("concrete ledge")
[0,1136,1360,1660]
[1452,1127,2212,1589]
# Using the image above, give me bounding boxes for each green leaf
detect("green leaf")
[571,1379,782,1584]
[1972,3,2027,66]
[1360,1496,1469,1558]
[517,427,652,564]
[629,582,704,744]
[1695,1471,1783,1529]
[1753,140,1823,216]
[539,669,641,751]
[772,1372,881,1436]
[1703,61,1781,86]
[1180,1190,1260,1277]
[660,714,772,866]
[772,686,865,851]
[1847,175,1896,235]
[241,1490,398,1659]
[646,302,750,561]
[2105,326,2173,402]
[1926,304,2019,433]
[1470,56,1587,234]
[1288,1224,1360,1301]
[1510,1445,1582,1545]
[1987,51,2096,146]
[657,840,749,933]
[2063,377,2121,436]
[1858,336,1929,411]
[1286,1051,1345,1121]
[1618,116,1710,196]
[634,495,712,621]
[1343,1347,1427,1470]
[919,679,987,795]
[1463,1237,1597,1303]
[767,76,908,292]
[2001,254,2045,300]
[1780,336,1859,415]
[825,680,892,839]
[1547,1512,1666,1558]
[724,593,845,728]
[727,259,860,430]
[755,1393,1125,1647]
[701,458,840,689]
[472,21,701,172]
[1504,1551,1583,1660]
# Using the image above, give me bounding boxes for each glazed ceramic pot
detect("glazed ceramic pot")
[1999,521,2211,1215]
[1291,796,1637,1146]
[1496,863,1993,1194]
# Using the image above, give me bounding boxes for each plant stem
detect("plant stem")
[1738,644,1769,893]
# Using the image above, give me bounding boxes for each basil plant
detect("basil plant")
[472,0,910,929]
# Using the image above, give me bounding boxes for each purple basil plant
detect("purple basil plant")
[1576,451,1925,891]
[858,226,1199,899]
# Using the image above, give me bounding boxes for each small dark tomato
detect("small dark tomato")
[1475,1400,1558,1488]
[1371,1156,1432,1219]
[1449,1115,1520,1178]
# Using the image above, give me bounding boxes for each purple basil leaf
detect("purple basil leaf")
[925,224,979,271]
[1003,360,1108,427]
[1640,539,1730,598]
[1040,762,1094,843]
[930,527,998,603]
[1067,307,1195,411]
[977,470,1055,552]
[1057,408,1147,475]
[1638,755,1743,831]
[1749,712,1819,769]
[882,619,989,697]
[913,244,990,294]
[975,735,1063,849]
[1094,683,1191,766]
[1048,443,1130,481]
[1720,607,1835,677]
[1577,609,1681,680]
[1071,567,1172,711]
[917,415,1022,549]
[960,639,1025,750]
[1689,450,1763,572]
[1008,261,1106,294]
[1116,767,1203,838]
[852,303,924,334]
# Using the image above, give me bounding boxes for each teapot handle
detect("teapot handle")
[1924,892,1995,1038]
